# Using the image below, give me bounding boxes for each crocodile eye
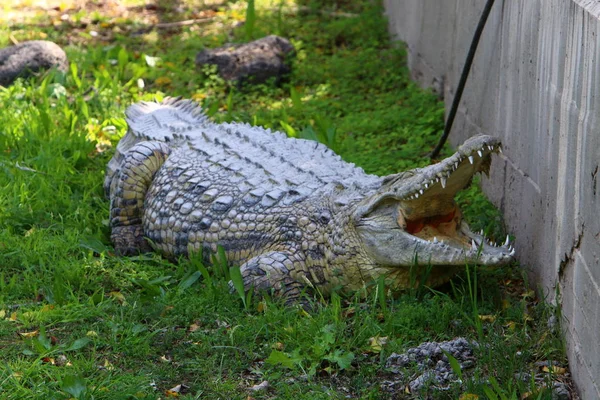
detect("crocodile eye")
[319,211,331,224]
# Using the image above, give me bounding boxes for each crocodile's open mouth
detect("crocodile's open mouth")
[394,138,514,263]
[355,135,514,267]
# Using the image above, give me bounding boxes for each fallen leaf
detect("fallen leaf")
[521,290,536,299]
[160,355,172,363]
[192,92,207,101]
[101,359,115,371]
[367,335,388,353]
[271,342,284,351]
[155,76,172,86]
[40,304,55,312]
[86,331,98,337]
[505,321,517,331]
[478,314,496,323]
[342,307,355,318]
[542,365,566,374]
[9,312,17,321]
[42,357,55,365]
[188,323,200,332]
[19,330,39,338]
[256,301,267,313]
[165,384,189,397]
[459,394,479,400]
[108,291,126,304]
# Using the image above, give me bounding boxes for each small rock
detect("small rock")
[552,382,570,400]
[250,380,269,391]
[547,315,558,331]
[0,40,68,87]
[195,35,294,85]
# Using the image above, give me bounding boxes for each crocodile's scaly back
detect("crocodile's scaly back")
[104,97,381,203]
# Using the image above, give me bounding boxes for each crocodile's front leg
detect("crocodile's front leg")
[110,141,171,255]
[238,251,312,303]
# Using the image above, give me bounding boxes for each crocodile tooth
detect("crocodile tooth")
[471,239,478,252]
[477,150,483,158]
[454,162,459,170]
[479,229,484,236]
[414,192,420,199]
[510,249,515,256]
[468,155,474,164]
[424,182,429,189]
[440,177,447,189]
[488,145,494,151]
[419,189,424,195]
[433,237,438,243]
[498,147,503,154]
[504,235,510,246]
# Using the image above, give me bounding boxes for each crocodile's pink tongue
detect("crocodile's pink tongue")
[405,209,456,235]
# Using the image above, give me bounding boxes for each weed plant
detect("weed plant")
[0,0,568,399]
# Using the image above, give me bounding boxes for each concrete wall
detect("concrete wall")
[383,0,600,397]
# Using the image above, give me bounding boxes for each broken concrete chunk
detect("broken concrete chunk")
[195,35,294,85]
[0,40,69,87]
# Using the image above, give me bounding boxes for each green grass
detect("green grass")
[0,0,569,399]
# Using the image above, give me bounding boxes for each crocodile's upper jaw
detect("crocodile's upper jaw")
[354,135,514,267]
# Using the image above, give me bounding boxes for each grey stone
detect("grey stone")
[385,337,477,390]
[552,382,571,400]
[195,35,294,84]
[0,40,68,86]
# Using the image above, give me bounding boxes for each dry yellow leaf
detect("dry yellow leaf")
[40,304,55,312]
[256,301,267,313]
[505,321,517,331]
[86,330,98,337]
[521,290,536,299]
[271,342,284,351]
[459,394,479,400]
[478,314,496,323]
[188,323,200,332]
[103,359,115,371]
[542,365,566,374]
[155,77,172,86]
[19,330,39,338]
[192,92,207,101]
[9,312,17,321]
[108,291,126,304]
[368,335,388,353]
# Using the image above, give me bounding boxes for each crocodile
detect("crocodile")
[105,97,514,302]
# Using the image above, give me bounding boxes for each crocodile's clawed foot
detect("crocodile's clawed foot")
[111,225,152,255]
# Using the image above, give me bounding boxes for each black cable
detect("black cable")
[430,0,496,159]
